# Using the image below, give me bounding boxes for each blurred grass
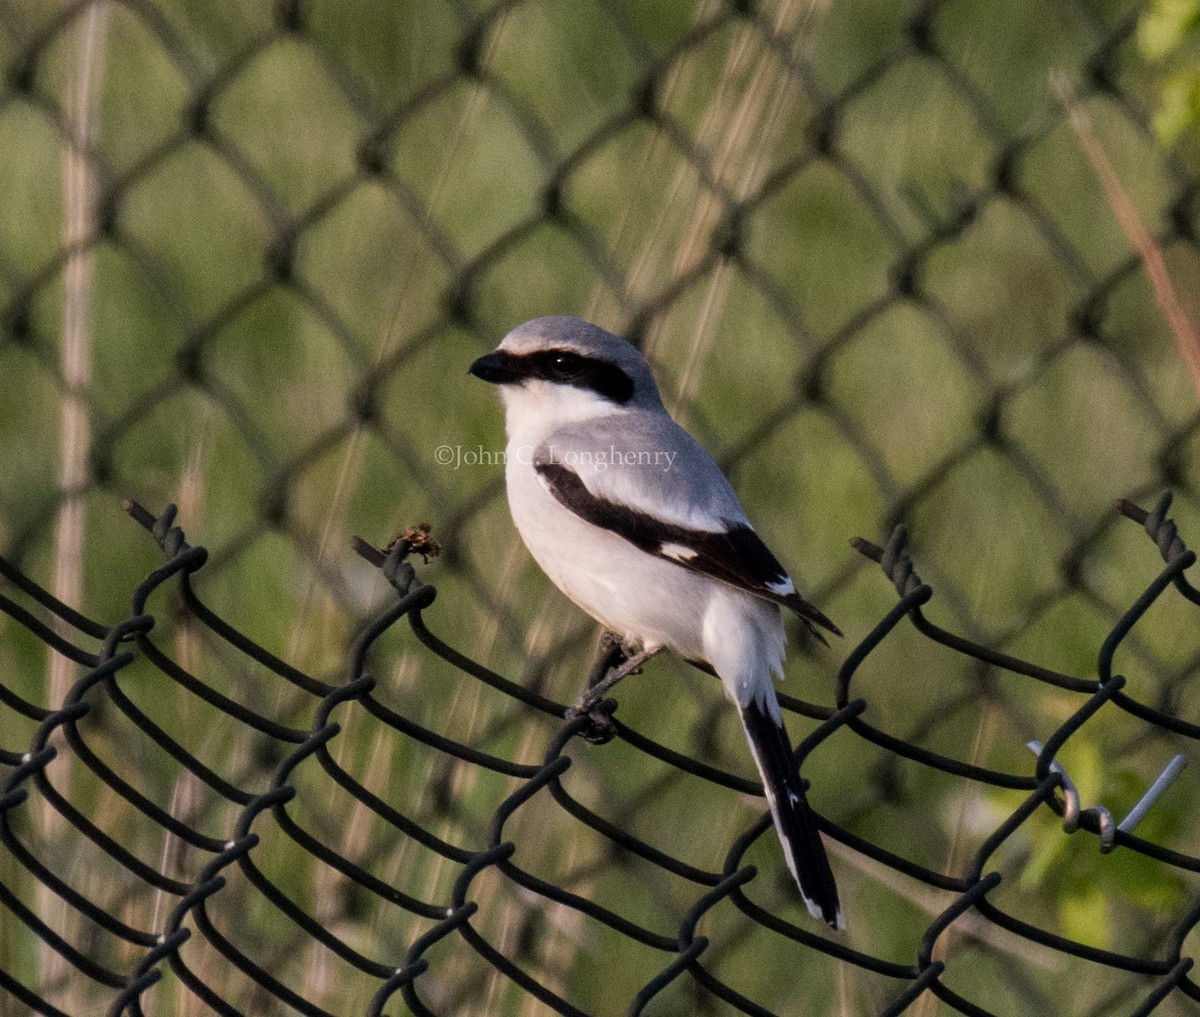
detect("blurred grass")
[1,0,1199,1014]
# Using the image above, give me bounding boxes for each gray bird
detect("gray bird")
[469,315,842,928]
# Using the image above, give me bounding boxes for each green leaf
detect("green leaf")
[1152,71,1200,143]
[1138,0,1200,62]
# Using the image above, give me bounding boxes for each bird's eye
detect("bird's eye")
[551,352,580,372]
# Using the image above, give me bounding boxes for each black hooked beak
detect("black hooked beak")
[468,350,523,384]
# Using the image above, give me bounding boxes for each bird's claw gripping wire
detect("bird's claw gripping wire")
[566,637,661,742]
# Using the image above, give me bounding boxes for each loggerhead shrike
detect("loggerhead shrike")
[469,315,842,928]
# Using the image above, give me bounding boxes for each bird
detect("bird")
[469,315,843,928]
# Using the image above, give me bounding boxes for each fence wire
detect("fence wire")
[2,0,1200,1013]
[0,493,1197,1016]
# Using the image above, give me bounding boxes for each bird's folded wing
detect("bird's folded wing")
[533,454,840,639]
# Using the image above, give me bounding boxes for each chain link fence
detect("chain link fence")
[1,0,1200,1013]
[1,494,1198,1015]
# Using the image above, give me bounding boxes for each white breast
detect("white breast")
[504,445,712,661]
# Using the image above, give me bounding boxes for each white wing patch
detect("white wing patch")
[659,542,698,562]
[767,577,795,595]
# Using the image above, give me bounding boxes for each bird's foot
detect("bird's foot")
[565,696,619,743]
[566,645,661,740]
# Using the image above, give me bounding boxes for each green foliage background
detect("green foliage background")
[1,0,1199,1014]
[1139,0,1200,145]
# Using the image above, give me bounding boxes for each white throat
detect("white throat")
[500,380,624,445]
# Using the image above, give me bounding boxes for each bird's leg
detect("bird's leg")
[585,631,628,693]
[568,637,661,720]
[577,647,657,710]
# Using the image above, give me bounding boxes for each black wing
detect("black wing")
[535,460,840,640]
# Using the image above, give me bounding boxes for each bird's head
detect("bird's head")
[469,317,664,436]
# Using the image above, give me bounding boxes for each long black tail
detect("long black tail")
[739,698,842,929]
